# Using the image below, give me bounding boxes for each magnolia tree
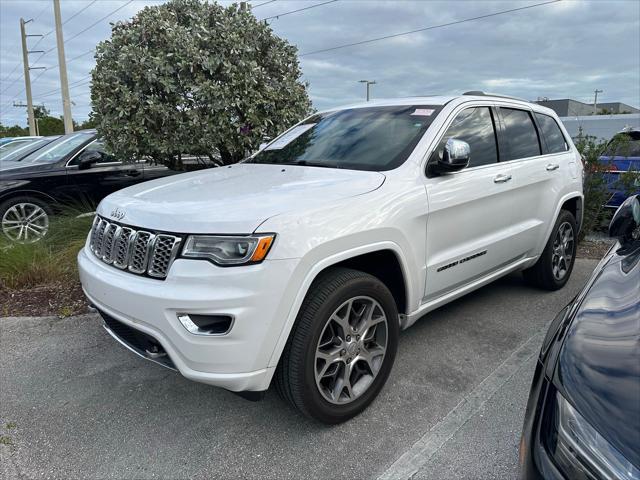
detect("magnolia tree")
[91,0,312,168]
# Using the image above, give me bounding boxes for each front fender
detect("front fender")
[265,240,413,370]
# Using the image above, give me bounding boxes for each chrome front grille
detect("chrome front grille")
[89,216,181,279]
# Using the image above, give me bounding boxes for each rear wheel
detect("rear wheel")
[275,267,399,424]
[523,210,577,290]
[0,196,52,243]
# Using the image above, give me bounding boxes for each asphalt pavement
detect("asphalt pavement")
[0,259,598,480]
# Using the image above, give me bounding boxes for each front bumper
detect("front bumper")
[78,246,299,392]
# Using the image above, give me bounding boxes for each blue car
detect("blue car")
[598,128,640,208]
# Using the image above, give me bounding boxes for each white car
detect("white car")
[78,92,583,423]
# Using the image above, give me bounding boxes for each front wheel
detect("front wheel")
[0,196,52,243]
[275,268,399,424]
[523,209,577,290]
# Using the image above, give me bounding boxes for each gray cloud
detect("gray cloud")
[1,0,638,127]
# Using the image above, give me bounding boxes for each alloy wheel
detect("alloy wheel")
[1,202,49,243]
[551,221,574,281]
[314,296,388,405]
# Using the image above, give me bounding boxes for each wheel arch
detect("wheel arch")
[266,242,412,371]
[0,189,59,210]
[560,195,583,234]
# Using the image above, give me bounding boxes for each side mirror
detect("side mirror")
[437,138,470,174]
[77,150,101,169]
[609,194,640,244]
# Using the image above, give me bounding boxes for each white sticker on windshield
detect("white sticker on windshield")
[265,124,316,150]
[411,108,435,116]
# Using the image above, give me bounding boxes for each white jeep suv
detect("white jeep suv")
[78,92,583,423]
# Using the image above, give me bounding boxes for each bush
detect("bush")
[574,134,610,238]
[91,0,312,168]
[575,131,639,238]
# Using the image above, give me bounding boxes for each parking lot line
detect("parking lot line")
[377,328,546,480]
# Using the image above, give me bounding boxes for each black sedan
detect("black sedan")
[520,194,640,479]
[0,130,178,243]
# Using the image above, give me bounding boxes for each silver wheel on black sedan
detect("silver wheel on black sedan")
[315,296,388,405]
[1,202,50,243]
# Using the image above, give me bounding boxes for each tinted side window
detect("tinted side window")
[500,108,541,160]
[534,113,568,153]
[84,139,117,163]
[69,139,117,165]
[434,107,498,168]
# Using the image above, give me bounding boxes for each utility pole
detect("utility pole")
[53,0,73,133]
[359,79,376,101]
[593,89,603,116]
[19,18,36,135]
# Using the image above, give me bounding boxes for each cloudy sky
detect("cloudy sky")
[0,0,638,126]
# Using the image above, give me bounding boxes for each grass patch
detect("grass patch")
[0,213,93,290]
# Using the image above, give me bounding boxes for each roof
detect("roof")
[323,93,547,115]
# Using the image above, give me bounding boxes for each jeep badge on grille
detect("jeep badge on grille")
[110,208,125,220]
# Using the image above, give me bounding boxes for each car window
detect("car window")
[246,105,443,171]
[70,139,118,165]
[432,107,498,168]
[534,113,568,154]
[500,108,541,160]
[604,132,640,157]
[20,132,94,164]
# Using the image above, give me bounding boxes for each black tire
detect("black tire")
[275,267,399,424]
[523,209,577,291]
[0,195,53,243]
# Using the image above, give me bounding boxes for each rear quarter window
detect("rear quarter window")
[534,113,569,154]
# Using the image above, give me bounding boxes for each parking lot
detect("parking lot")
[1,259,597,480]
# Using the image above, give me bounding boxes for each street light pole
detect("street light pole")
[593,89,603,116]
[359,79,376,101]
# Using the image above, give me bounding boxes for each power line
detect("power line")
[38,75,92,98]
[32,3,51,22]
[252,0,277,9]
[62,0,98,26]
[39,80,92,99]
[1,62,21,82]
[300,0,561,56]
[40,0,134,56]
[261,0,337,21]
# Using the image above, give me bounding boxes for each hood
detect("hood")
[98,163,385,233]
[557,247,640,468]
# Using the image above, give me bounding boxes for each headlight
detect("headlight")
[545,391,639,480]
[181,234,275,266]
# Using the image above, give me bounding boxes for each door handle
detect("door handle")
[546,163,559,171]
[125,170,141,177]
[493,174,512,183]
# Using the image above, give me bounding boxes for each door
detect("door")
[423,106,520,301]
[66,139,144,210]
[499,108,568,258]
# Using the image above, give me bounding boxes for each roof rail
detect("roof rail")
[462,91,528,102]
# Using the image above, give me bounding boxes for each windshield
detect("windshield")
[0,137,59,162]
[247,105,442,171]
[19,131,95,164]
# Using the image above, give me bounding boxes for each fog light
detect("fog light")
[177,313,234,335]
